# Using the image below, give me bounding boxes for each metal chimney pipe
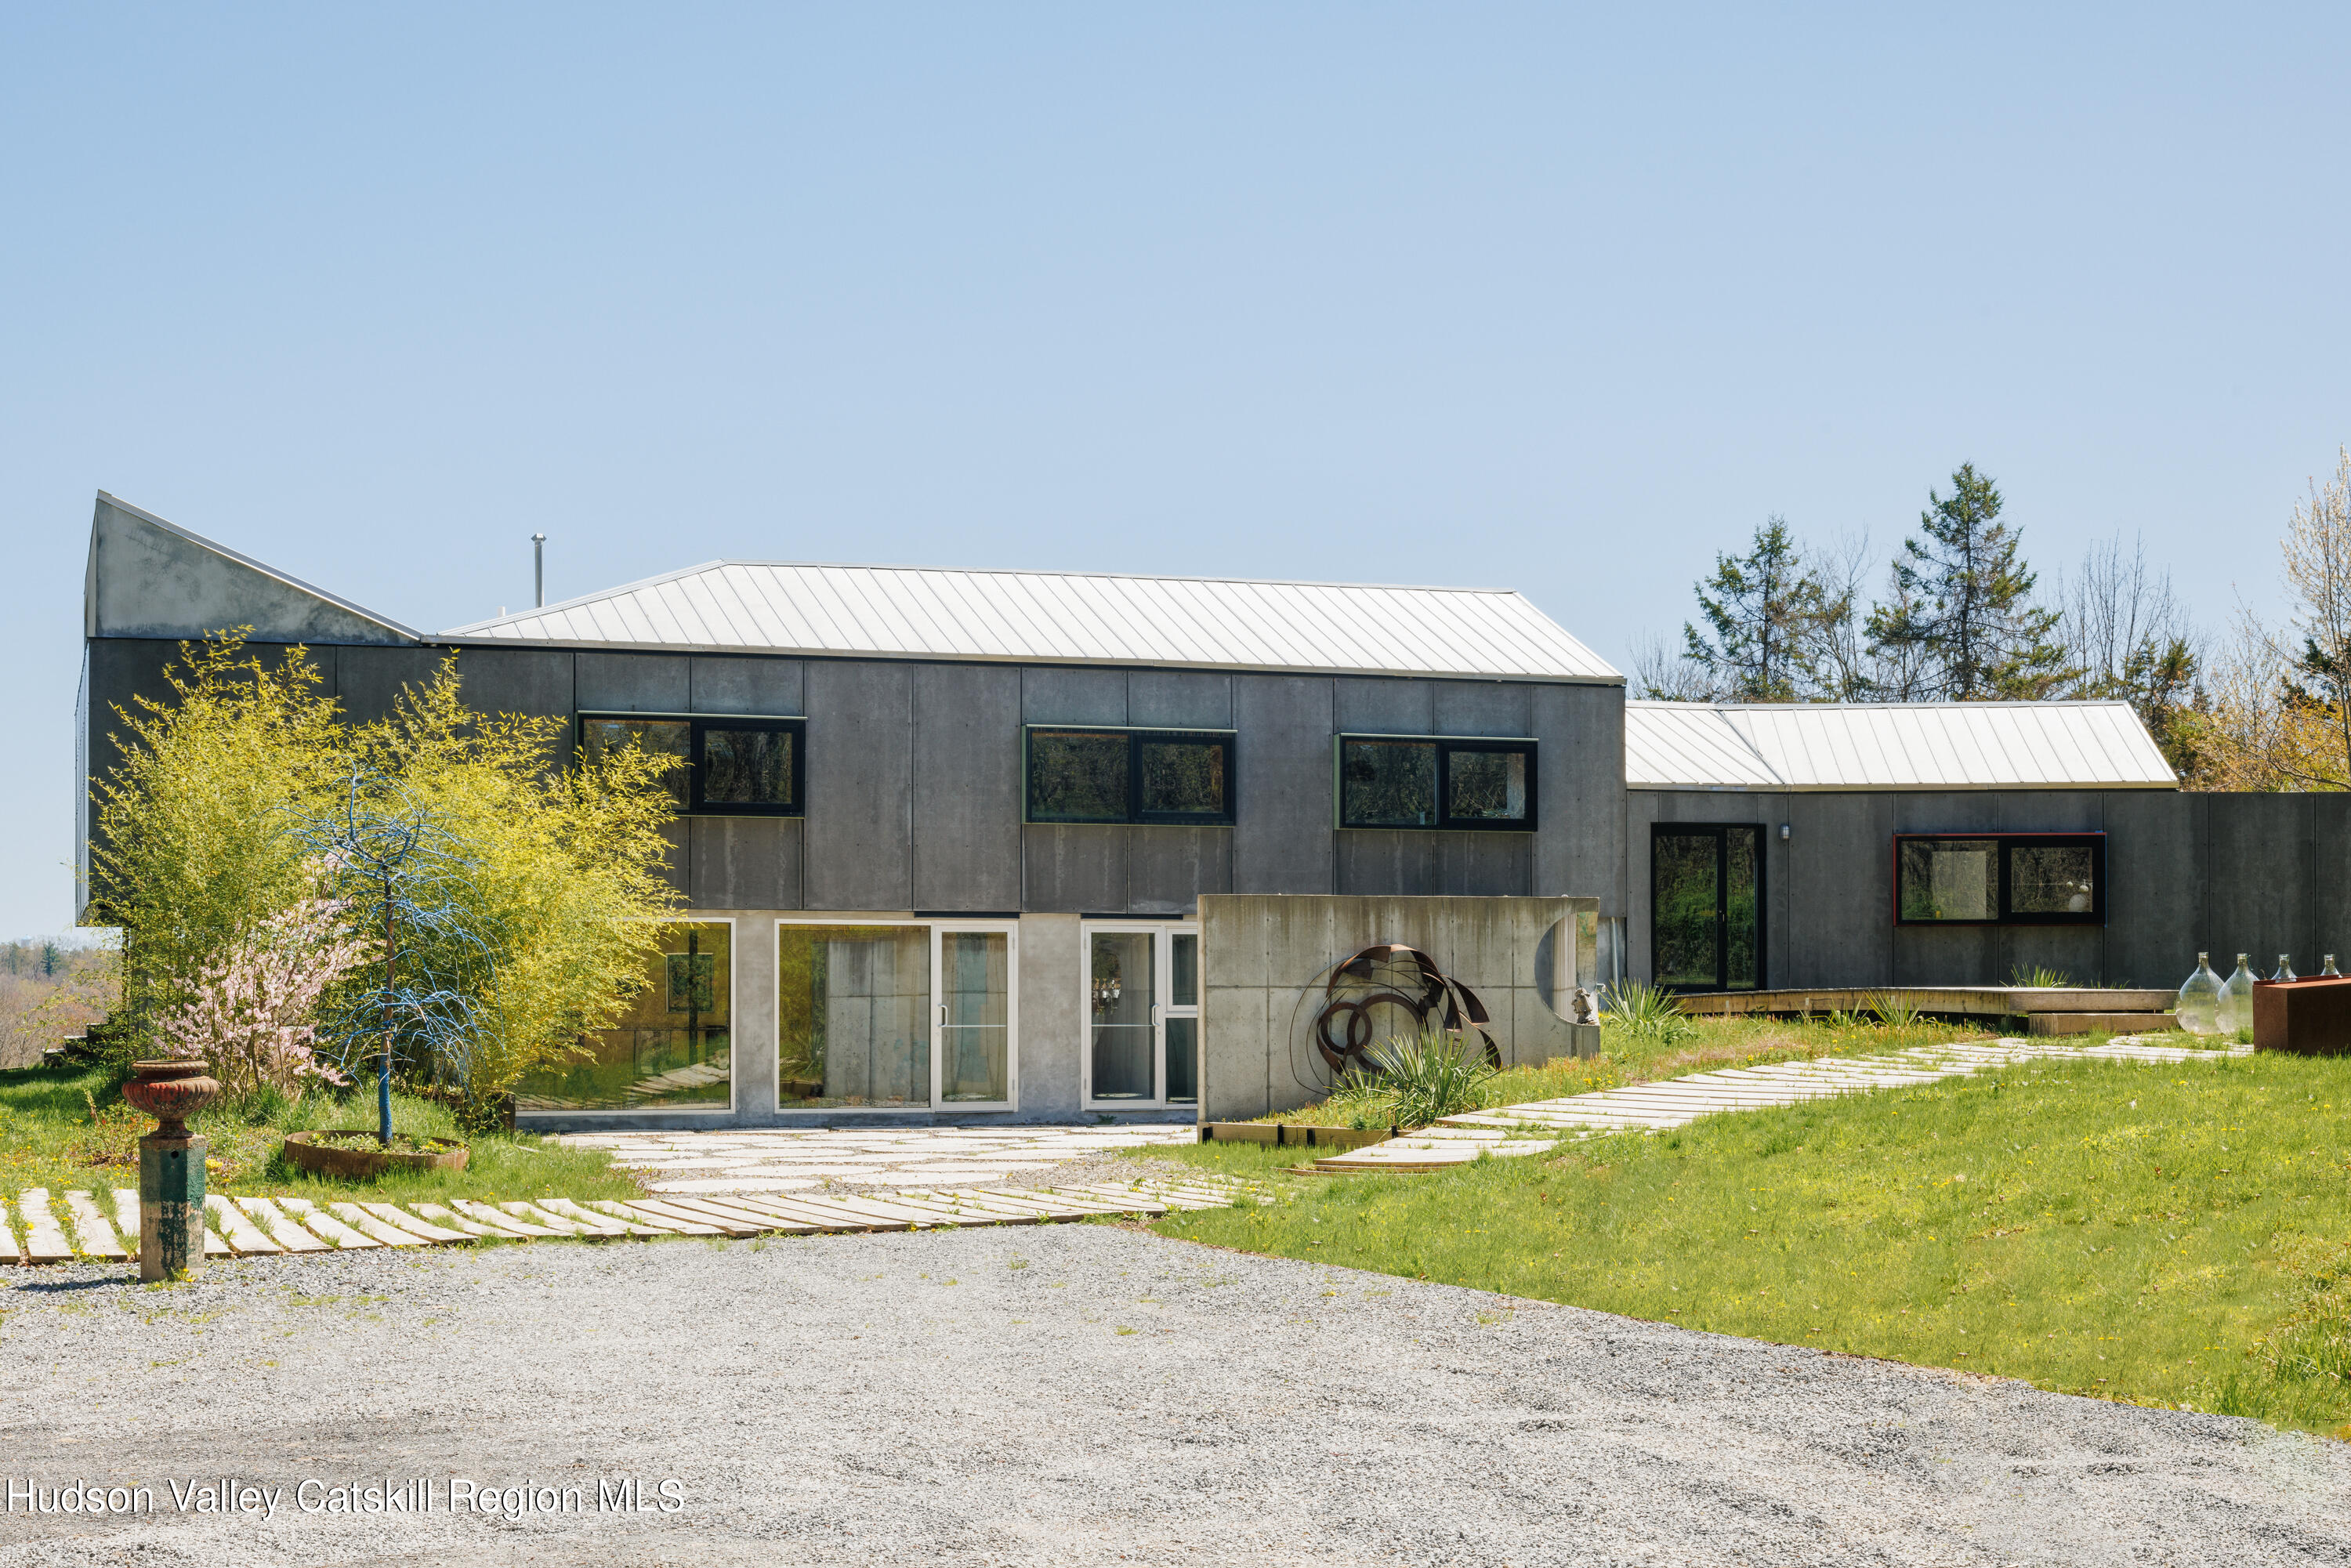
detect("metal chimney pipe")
[531,533,546,608]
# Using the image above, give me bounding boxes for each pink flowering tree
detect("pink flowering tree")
[150,896,368,1103]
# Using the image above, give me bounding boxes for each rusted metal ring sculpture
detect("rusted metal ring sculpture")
[1312,943,1500,1074]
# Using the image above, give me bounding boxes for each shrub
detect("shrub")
[1364,1025,1497,1129]
[149,893,364,1103]
[1603,980,1693,1045]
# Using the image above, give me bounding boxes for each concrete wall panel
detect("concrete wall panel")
[449,648,577,728]
[1021,825,1127,912]
[2208,795,2315,974]
[1232,675,1334,893]
[914,664,1021,911]
[690,657,802,715]
[1127,671,1232,730]
[2103,791,2202,989]
[1334,678,1433,734]
[803,661,914,910]
[689,818,803,910]
[2313,796,2351,976]
[1531,683,1625,912]
[1016,913,1083,1119]
[1996,791,2103,832]
[1434,834,1533,896]
[1335,832,1434,896]
[1126,826,1231,915]
[1778,792,1893,988]
[1021,668,1127,726]
[1433,681,1533,737]
[578,651,688,712]
[336,646,452,724]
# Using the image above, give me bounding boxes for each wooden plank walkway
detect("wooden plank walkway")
[1310,1036,2255,1173]
[0,1175,1259,1266]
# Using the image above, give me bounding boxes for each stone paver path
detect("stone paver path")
[1313,1036,2255,1172]
[0,1173,1253,1266]
[547,1122,1201,1194]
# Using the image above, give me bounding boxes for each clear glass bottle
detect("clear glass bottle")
[2325,954,2342,978]
[2176,953,2224,1035]
[2217,954,2255,1037]
[2272,954,2298,983]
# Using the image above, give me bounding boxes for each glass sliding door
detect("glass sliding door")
[1085,924,1197,1108]
[516,921,732,1113]
[1650,826,1764,993]
[940,930,1011,1103]
[776,921,1018,1110]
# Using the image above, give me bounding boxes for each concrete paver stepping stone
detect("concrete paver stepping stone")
[606,1199,724,1235]
[360,1204,472,1244]
[325,1203,433,1247]
[16,1191,76,1263]
[411,1200,535,1240]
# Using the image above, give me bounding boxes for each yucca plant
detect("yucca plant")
[1363,1025,1498,1130]
[2009,965,2073,989]
[1867,990,1924,1030]
[1603,980,1693,1045]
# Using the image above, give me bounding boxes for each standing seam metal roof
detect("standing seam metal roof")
[443,560,1622,682]
[1625,700,2178,791]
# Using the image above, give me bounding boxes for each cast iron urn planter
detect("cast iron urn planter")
[121,1060,220,1281]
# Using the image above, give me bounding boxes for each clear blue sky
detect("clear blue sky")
[5,5,2348,938]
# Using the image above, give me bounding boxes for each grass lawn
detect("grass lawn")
[1143,1050,2351,1436]
[1261,1012,2009,1128]
[0,1061,641,1208]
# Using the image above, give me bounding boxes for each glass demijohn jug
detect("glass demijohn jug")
[2272,954,2298,983]
[2175,953,2224,1035]
[2217,954,2255,1037]
[2326,954,2342,978]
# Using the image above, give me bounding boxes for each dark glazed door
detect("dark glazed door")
[1651,825,1763,992]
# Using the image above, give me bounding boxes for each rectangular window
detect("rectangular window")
[1336,736,1538,831]
[1894,834,2105,925]
[514,921,732,1112]
[1024,727,1236,825]
[579,714,802,817]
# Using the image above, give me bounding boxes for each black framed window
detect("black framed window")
[1335,735,1537,831]
[1651,824,1762,992]
[1024,727,1235,825]
[579,714,804,817]
[1894,833,2104,925]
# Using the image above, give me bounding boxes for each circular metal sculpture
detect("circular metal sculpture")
[1312,943,1499,1074]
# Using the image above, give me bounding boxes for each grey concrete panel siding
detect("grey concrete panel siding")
[689,817,804,910]
[1127,826,1232,915]
[1126,671,1233,730]
[802,661,915,911]
[1532,683,1627,914]
[2103,791,2203,979]
[2206,794,2314,978]
[1015,913,1083,1119]
[690,657,803,715]
[913,664,1022,911]
[1332,677,1434,735]
[1231,675,1336,894]
[334,646,453,723]
[578,651,689,712]
[1433,680,1534,737]
[1022,825,1129,913]
[1020,668,1128,726]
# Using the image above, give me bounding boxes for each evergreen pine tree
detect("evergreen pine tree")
[1866,465,2071,700]
[1681,517,1829,702]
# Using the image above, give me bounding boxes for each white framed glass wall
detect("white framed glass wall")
[514,918,736,1115]
[774,918,1019,1112]
[1079,922,1199,1110]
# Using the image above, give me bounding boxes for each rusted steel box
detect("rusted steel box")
[2251,977,2351,1055]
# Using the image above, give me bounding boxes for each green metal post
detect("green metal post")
[138,1128,206,1282]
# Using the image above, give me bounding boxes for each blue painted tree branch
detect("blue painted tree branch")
[292,769,492,1146]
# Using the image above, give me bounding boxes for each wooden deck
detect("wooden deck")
[1674,986,2175,1018]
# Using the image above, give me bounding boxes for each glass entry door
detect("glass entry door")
[1651,825,1762,992]
[1084,924,1199,1107]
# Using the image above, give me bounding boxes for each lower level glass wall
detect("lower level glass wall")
[515,921,734,1112]
[777,922,1014,1109]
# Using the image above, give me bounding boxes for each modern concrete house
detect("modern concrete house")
[75,493,2345,1128]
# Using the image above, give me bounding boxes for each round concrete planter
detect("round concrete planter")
[283,1130,469,1179]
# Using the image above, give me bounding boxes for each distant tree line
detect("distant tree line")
[1632,458,2351,788]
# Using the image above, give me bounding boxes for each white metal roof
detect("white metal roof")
[1626,701,2178,791]
[443,561,1621,683]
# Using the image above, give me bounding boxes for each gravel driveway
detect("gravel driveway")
[2,1226,2345,1566]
